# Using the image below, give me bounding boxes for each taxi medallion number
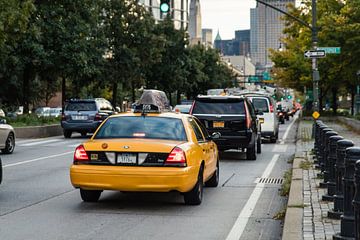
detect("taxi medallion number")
[213,121,224,128]
[312,111,320,120]
[118,153,137,164]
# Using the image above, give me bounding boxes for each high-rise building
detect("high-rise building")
[202,28,213,47]
[214,30,250,56]
[138,0,189,30]
[250,0,295,67]
[189,0,202,45]
[235,30,250,56]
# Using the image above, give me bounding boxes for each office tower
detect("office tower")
[202,28,213,47]
[189,0,202,45]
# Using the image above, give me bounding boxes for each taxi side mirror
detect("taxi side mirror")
[211,132,221,140]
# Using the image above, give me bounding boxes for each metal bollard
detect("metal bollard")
[317,125,330,163]
[353,160,360,240]
[330,140,355,219]
[322,135,343,202]
[314,121,325,164]
[319,128,334,188]
[334,147,360,240]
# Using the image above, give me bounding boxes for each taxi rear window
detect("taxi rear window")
[94,116,187,141]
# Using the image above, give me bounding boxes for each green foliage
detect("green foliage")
[6,114,60,127]
[280,169,292,197]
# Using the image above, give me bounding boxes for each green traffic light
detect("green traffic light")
[160,3,170,13]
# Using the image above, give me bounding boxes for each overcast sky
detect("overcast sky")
[200,0,301,41]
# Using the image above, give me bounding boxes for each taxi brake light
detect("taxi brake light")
[165,147,186,166]
[74,145,89,162]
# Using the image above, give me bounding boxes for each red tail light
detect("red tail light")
[74,145,89,163]
[61,113,66,121]
[244,103,251,129]
[270,104,274,113]
[94,113,102,121]
[165,147,187,166]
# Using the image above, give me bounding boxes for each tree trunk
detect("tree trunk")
[176,90,181,104]
[112,82,118,108]
[22,66,31,114]
[351,90,355,116]
[62,77,66,111]
[332,87,338,115]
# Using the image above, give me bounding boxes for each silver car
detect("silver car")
[0,119,15,154]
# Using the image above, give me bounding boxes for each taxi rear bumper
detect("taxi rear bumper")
[70,164,199,193]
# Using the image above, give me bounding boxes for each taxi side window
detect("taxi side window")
[188,118,205,142]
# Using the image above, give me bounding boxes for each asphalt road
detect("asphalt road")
[0,114,299,240]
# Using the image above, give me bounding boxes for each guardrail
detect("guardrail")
[14,124,62,138]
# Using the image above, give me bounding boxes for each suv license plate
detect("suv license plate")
[213,121,224,128]
[118,153,137,164]
[72,115,88,120]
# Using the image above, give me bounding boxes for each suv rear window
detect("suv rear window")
[65,102,97,111]
[94,117,187,141]
[252,98,269,113]
[192,99,245,115]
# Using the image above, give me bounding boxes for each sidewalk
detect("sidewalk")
[282,119,360,240]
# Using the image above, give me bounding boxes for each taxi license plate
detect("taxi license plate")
[72,115,88,120]
[117,153,137,164]
[213,121,224,128]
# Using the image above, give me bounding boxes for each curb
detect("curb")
[14,124,62,138]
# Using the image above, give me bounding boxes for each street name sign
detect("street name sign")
[304,50,326,58]
[317,47,341,54]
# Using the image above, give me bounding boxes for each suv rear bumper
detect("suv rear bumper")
[61,121,101,132]
[214,135,253,151]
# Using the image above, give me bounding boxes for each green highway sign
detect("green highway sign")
[317,47,341,54]
[249,76,259,83]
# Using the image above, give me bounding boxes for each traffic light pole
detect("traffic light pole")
[255,0,319,112]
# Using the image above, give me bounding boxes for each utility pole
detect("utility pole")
[255,0,319,112]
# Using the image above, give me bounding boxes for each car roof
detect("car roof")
[196,95,245,100]
[108,111,188,120]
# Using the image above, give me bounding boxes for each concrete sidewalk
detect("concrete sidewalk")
[282,119,360,240]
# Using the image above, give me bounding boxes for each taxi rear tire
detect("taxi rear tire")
[205,160,219,187]
[80,189,102,202]
[184,166,203,205]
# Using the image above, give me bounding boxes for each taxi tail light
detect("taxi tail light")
[165,147,187,167]
[74,145,89,163]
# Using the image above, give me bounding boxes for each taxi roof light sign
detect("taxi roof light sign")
[312,111,320,120]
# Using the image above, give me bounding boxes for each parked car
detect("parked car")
[35,107,51,117]
[50,107,62,118]
[61,98,116,138]
[0,109,5,118]
[0,119,15,154]
[70,90,219,205]
[174,104,192,114]
[190,95,261,160]
[240,93,279,143]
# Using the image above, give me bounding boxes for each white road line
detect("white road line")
[280,113,298,145]
[272,144,288,153]
[3,151,73,168]
[19,139,62,147]
[225,154,280,240]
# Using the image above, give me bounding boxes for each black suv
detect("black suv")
[61,98,116,138]
[190,95,261,160]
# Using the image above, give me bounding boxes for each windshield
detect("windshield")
[94,116,187,141]
[252,98,269,113]
[192,100,245,115]
[65,102,96,111]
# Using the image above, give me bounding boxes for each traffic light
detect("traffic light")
[287,95,292,99]
[160,0,170,13]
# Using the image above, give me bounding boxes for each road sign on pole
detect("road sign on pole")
[304,50,326,58]
[317,47,341,54]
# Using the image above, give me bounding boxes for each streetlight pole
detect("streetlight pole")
[255,0,319,112]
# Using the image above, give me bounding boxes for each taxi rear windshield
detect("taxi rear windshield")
[94,117,187,141]
[192,99,245,115]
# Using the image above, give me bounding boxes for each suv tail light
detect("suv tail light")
[61,113,67,121]
[244,103,251,129]
[74,145,89,163]
[165,147,187,167]
[94,113,102,121]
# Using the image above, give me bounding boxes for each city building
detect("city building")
[189,0,202,45]
[138,0,189,30]
[222,55,256,88]
[250,0,295,67]
[214,30,250,56]
[202,28,213,47]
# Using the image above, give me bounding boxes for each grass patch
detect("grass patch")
[5,114,60,127]
[273,208,286,220]
[280,169,292,197]
[300,160,312,170]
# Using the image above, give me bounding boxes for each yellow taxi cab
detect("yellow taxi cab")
[70,90,220,205]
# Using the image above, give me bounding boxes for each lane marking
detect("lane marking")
[16,136,64,144]
[19,139,62,147]
[225,154,280,240]
[272,144,288,153]
[280,113,298,145]
[3,151,73,168]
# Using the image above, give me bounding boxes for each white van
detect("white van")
[243,94,279,143]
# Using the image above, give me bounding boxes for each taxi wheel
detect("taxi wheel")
[80,189,102,202]
[2,133,15,154]
[205,160,219,187]
[184,166,203,205]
